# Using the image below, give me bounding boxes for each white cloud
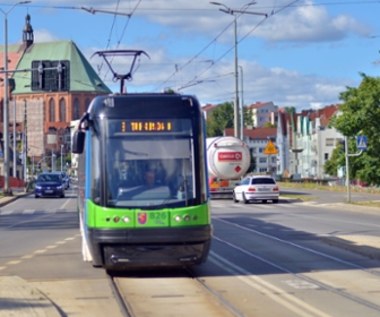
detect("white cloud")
[33,29,59,43]
[256,0,371,42]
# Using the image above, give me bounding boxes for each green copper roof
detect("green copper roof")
[11,40,112,94]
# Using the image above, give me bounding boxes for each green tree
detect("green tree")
[263,122,276,128]
[324,142,345,176]
[206,102,234,137]
[329,74,380,185]
[243,106,254,128]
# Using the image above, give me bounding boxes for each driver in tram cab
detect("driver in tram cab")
[144,169,156,187]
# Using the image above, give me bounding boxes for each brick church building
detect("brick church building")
[0,14,111,179]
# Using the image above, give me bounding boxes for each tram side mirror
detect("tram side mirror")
[72,130,85,154]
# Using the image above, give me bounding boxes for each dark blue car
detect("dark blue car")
[34,172,65,198]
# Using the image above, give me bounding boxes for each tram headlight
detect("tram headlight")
[122,216,130,223]
[174,214,191,223]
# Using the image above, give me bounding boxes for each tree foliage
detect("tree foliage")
[243,106,254,128]
[206,102,234,137]
[324,142,345,176]
[329,74,380,185]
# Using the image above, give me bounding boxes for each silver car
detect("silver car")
[233,175,279,204]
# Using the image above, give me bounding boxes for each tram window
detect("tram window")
[91,133,101,202]
[105,137,195,207]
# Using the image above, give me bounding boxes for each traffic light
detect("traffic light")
[31,60,70,91]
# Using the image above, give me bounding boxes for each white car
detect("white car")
[233,175,279,204]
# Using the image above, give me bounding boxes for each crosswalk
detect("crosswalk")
[0,208,75,215]
[0,201,338,215]
[210,200,334,209]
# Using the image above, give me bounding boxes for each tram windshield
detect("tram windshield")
[105,119,195,207]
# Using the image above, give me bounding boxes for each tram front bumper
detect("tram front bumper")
[88,226,212,269]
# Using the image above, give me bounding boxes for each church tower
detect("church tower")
[22,14,34,48]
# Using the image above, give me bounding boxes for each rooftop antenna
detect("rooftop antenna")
[92,50,150,94]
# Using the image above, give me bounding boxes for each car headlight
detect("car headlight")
[35,185,42,190]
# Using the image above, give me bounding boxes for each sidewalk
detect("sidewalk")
[0,276,61,317]
[0,189,30,207]
[0,191,61,316]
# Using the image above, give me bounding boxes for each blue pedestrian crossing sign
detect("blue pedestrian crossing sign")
[356,135,368,151]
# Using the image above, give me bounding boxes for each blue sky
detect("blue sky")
[1,0,380,111]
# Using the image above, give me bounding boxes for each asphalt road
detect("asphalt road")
[1,189,380,316]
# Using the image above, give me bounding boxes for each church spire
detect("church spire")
[23,14,34,48]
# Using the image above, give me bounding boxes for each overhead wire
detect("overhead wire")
[154,0,304,93]
[2,1,376,91]
[99,0,143,82]
[172,0,300,94]
[154,20,234,92]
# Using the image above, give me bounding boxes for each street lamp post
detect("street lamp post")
[210,1,266,140]
[1,1,31,195]
[60,144,64,172]
[239,65,244,139]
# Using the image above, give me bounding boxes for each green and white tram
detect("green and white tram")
[72,92,212,269]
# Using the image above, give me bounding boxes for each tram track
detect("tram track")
[211,217,380,316]
[108,274,135,317]
[107,267,243,317]
[215,217,380,277]
[100,215,380,317]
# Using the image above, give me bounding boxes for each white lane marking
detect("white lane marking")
[210,252,331,317]
[0,234,80,271]
[23,209,36,214]
[0,210,13,215]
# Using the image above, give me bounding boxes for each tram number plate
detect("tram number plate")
[137,211,169,227]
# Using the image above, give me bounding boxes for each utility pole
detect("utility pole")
[210,1,267,140]
[345,135,366,203]
[1,1,31,195]
[345,136,351,203]
[239,65,244,139]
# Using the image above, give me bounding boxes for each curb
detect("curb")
[0,192,30,208]
[320,236,380,260]
[0,276,62,317]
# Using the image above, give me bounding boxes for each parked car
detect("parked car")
[34,172,65,198]
[232,174,279,204]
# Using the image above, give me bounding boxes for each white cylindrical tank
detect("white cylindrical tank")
[206,136,251,179]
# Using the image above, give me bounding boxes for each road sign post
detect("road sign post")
[264,140,278,175]
[345,135,367,203]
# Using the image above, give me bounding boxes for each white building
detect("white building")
[247,101,278,128]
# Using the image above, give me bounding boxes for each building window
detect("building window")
[59,98,66,122]
[324,153,329,160]
[325,138,334,146]
[73,98,80,120]
[259,157,267,163]
[49,98,55,122]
